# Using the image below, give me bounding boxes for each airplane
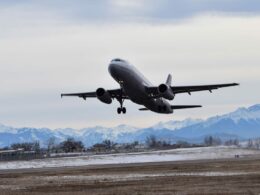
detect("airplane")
[61,58,239,114]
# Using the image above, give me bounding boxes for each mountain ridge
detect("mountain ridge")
[0,104,260,147]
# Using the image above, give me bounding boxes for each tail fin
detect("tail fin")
[166,74,172,86]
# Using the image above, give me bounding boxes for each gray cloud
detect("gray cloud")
[1,0,260,24]
[0,1,259,128]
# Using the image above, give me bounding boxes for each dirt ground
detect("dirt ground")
[1,157,260,195]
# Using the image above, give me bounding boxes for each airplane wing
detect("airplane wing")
[61,92,96,100]
[146,83,239,97]
[171,83,239,94]
[61,89,129,100]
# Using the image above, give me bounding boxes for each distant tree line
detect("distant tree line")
[247,138,260,149]
[224,139,239,146]
[46,137,85,153]
[11,141,41,153]
[204,136,222,146]
[144,135,240,149]
[204,136,240,147]
[145,135,203,149]
[3,138,85,154]
[1,135,247,156]
[89,140,142,153]
[1,141,43,161]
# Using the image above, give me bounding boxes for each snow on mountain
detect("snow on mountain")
[80,125,138,136]
[0,124,17,134]
[202,104,260,128]
[0,104,260,148]
[112,124,139,133]
[54,128,82,137]
[78,125,139,146]
[151,118,203,130]
[0,127,60,147]
[172,104,260,139]
[225,104,260,122]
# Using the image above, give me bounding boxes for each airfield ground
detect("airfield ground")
[1,147,260,195]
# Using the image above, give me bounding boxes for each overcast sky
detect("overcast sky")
[0,0,259,129]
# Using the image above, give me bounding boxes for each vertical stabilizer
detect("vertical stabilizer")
[166,74,172,86]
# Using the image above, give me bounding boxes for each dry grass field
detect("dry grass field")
[1,157,260,195]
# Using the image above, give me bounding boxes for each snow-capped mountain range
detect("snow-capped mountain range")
[0,104,260,148]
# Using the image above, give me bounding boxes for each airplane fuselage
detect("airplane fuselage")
[108,59,173,114]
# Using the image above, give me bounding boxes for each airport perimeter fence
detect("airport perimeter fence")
[0,150,46,161]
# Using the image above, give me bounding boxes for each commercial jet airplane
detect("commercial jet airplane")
[61,58,239,114]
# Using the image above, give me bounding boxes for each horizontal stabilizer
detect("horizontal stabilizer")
[171,105,202,109]
[139,105,202,111]
[139,108,149,111]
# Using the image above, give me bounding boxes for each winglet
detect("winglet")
[226,83,239,87]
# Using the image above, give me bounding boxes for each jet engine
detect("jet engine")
[158,84,175,100]
[96,88,112,104]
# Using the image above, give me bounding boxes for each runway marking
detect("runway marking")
[40,171,258,182]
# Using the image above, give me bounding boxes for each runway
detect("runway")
[1,146,260,170]
[1,147,260,195]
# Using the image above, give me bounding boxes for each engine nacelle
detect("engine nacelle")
[158,84,175,100]
[96,88,112,104]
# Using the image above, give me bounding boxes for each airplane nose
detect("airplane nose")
[108,63,115,74]
[108,61,126,79]
[108,63,119,78]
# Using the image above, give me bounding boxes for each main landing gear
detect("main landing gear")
[117,96,126,114]
[117,107,126,114]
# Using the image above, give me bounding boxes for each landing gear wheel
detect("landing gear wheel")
[117,107,122,114]
[122,107,126,114]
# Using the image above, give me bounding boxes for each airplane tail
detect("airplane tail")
[166,74,172,86]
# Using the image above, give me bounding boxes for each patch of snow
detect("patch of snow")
[42,171,254,183]
[0,146,259,170]
[0,185,25,190]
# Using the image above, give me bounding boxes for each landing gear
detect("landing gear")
[116,90,127,114]
[117,107,126,114]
